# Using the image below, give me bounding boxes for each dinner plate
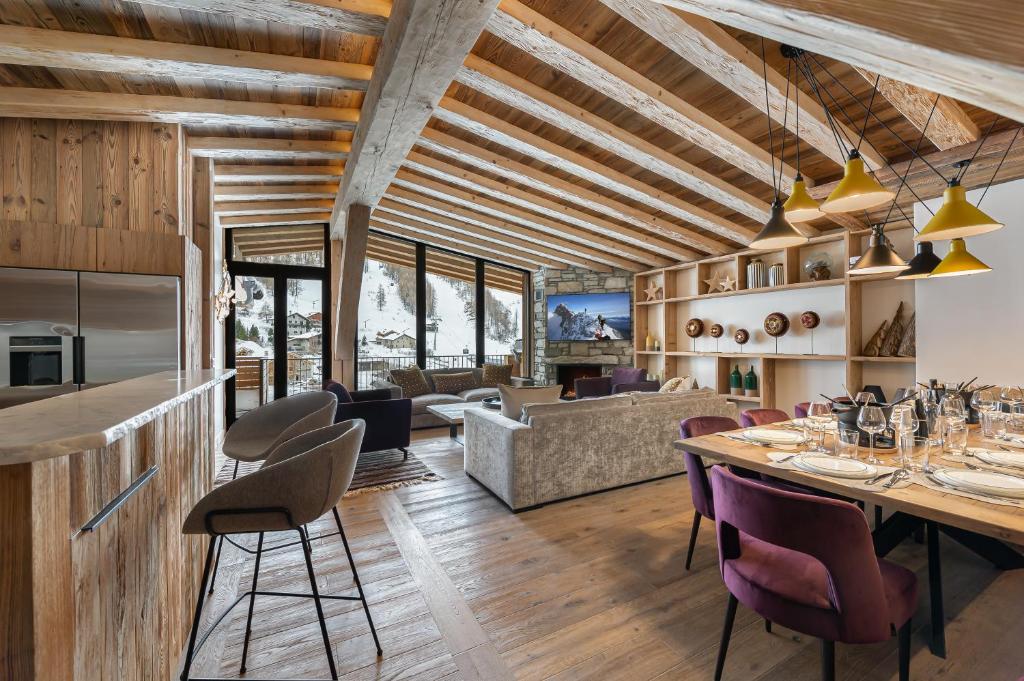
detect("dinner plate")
[973,449,1024,469]
[932,468,1024,499]
[792,455,878,479]
[741,428,807,445]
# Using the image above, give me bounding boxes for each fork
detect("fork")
[882,469,909,488]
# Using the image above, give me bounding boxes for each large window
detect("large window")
[355,234,529,388]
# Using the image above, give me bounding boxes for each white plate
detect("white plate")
[791,418,838,431]
[792,455,878,479]
[932,468,1024,499]
[973,449,1024,469]
[741,428,807,445]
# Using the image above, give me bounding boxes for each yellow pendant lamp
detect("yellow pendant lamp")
[783,174,824,222]
[929,238,991,277]
[915,179,1003,242]
[821,150,895,214]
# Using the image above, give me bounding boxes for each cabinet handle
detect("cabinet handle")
[81,466,159,532]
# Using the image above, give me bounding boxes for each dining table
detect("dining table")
[674,424,1024,659]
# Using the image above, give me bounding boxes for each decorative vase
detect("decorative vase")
[654,339,661,351]
[767,263,785,287]
[730,365,743,395]
[645,332,654,352]
[804,252,834,281]
[744,366,759,397]
[746,259,766,289]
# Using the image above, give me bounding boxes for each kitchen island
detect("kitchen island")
[0,369,233,681]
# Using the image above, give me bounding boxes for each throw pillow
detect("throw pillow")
[498,384,562,421]
[324,380,353,403]
[432,371,478,395]
[674,376,698,391]
[659,377,685,393]
[480,363,514,387]
[388,366,430,398]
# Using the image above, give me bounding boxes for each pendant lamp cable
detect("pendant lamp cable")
[954,115,1001,184]
[778,59,792,184]
[977,126,1020,207]
[760,37,780,200]
[794,63,802,171]
[881,95,939,230]
[857,74,880,154]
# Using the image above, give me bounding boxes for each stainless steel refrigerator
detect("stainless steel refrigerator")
[0,267,179,407]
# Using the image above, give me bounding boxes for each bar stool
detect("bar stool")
[179,419,381,681]
[208,391,338,594]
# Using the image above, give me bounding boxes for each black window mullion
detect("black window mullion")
[475,259,485,367]
[415,243,427,369]
[273,273,288,397]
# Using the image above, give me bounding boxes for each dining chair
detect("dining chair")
[740,408,790,427]
[678,416,740,570]
[795,402,810,418]
[709,466,917,681]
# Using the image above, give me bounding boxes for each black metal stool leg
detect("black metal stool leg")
[239,531,264,675]
[180,537,217,681]
[299,528,339,680]
[334,506,382,656]
[207,460,241,595]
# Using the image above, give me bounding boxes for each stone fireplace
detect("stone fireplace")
[532,266,635,386]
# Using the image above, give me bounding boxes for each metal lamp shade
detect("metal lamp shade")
[783,177,824,222]
[929,238,991,278]
[895,241,942,279]
[849,226,908,276]
[750,200,808,250]
[915,182,1003,241]
[821,152,895,214]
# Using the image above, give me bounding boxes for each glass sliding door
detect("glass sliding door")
[424,247,476,372]
[484,263,528,376]
[357,234,418,388]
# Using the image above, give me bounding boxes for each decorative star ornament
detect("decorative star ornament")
[719,274,737,291]
[643,282,662,301]
[704,273,722,294]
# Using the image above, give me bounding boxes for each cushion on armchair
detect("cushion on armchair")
[388,366,430,398]
[481,363,514,387]
[497,384,562,420]
[432,371,478,395]
[611,367,646,386]
[323,380,353,403]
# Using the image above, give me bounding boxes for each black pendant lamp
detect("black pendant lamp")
[848,224,908,276]
[895,242,942,279]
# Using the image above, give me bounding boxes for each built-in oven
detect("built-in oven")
[9,336,64,386]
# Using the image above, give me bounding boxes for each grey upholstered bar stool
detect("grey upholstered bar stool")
[207,391,338,593]
[179,419,381,681]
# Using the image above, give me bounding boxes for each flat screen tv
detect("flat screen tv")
[547,292,632,341]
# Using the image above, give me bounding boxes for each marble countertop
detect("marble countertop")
[0,369,234,465]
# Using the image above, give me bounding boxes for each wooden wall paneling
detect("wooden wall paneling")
[81,121,105,228]
[29,119,56,224]
[2,117,31,222]
[152,123,181,235]
[129,122,154,233]
[56,120,83,226]
[103,121,130,230]
[0,221,97,270]
[183,241,204,372]
[97,230,184,275]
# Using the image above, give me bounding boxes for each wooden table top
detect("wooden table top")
[674,427,1024,546]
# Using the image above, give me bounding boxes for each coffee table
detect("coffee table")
[426,402,491,444]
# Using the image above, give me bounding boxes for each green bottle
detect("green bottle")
[730,365,742,395]
[744,366,758,396]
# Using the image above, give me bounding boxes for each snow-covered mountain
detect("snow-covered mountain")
[548,304,626,341]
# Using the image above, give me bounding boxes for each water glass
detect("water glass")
[806,401,832,453]
[946,419,969,456]
[904,436,934,473]
[981,410,1007,439]
[1011,404,1024,434]
[835,428,860,459]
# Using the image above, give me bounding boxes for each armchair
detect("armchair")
[324,381,412,458]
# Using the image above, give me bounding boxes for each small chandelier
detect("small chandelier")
[213,261,237,323]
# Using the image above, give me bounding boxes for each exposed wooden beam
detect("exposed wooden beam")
[368,221,547,272]
[234,227,323,241]
[0,87,359,130]
[213,185,339,201]
[190,138,350,160]
[403,151,703,261]
[214,199,335,215]
[434,98,757,248]
[647,0,1024,125]
[125,0,390,37]
[332,0,500,235]
[488,0,797,188]
[0,25,373,91]
[377,195,633,272]
[854,68,981,151]
[373,200,611,271]
[364,242,528,290]
[237,241,323,255]
[219,212,332,227]
[597,1,885,170]
[335,204,370,386]
[215,164,345,183]
[456,55,769,225]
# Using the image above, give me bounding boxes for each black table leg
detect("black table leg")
[940,525,1024,569]
[926,521,946,658]
[872,511,923,558]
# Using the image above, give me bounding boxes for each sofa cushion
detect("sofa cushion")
[323,380,353,404]
[481,363,514,387]
[659,376,687,393]
[423,367,482,392]
[522,394,631,422]
[389,366,430,398]
[459,387,500,402]
[498,384,562,420]
[409,393,462,415]
[432,371,478,395]
[631,387,716,405]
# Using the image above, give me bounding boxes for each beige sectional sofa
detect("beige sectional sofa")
[463,388,738,510]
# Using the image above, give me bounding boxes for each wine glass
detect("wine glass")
[855,391,876,405]
[889,404,919,470]
[971,388,997,423]
[939,393,967,454]
[857,405,886,465]
[806,401,832,453]
[1000,386,1023,410]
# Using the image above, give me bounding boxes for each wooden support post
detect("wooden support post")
[191,157,214,369]
[334,205,370,387]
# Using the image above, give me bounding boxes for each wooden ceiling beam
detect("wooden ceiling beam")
[214,199,335,216]
[377,195,631,272]
[597,1,885,170]
[458,55,769,223]
[190,138,350,160]
[488,0,797,189]
[648,0,1024,126]
[215,165,345,183]
[373,200,613,271]
[854,68,981,151]
[233,226,324,241]
[0,25,373,91]
[214,185,339,201]
[403,151,703,261]
[364,246,524,291]
[434,99,759,249]
[0,87,359,130]
[125,0,390,37]
[368,222,545,272]
[219,212,332,227]
[332,0,500,235]
[237,242,323,256]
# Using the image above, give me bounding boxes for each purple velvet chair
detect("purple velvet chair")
[324,381,411,459]
[795,402,811,418]
[611,366,646,390]
[612,380,660,394]
[709,467,917,681]
[574,375,613,399]
[740,408,790,427]
[678,416,741,570]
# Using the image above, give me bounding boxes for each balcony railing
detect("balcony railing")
[356,353,510,389]
[235,355,323,411]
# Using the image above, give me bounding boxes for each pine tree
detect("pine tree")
[375,284,386,311]
[250,324,259,341]
[235,319,247,341]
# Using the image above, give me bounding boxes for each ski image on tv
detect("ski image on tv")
[547,292,632,341]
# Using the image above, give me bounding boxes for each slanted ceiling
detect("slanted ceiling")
[0,0,1021,272]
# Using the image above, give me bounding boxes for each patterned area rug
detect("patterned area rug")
[215,448,442,497]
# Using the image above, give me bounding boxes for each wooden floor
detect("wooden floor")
[187,430,1024,680]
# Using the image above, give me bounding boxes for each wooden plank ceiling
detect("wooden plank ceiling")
[0,0,1021,273]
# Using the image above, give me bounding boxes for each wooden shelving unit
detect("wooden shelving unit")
[634,230,918,412]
